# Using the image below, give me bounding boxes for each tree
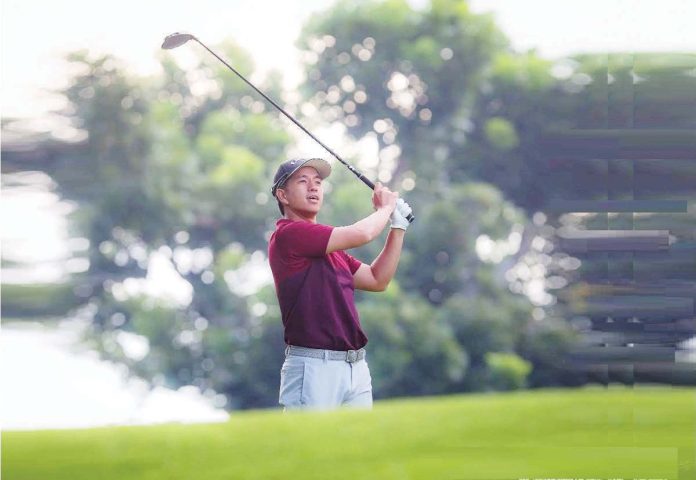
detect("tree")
[298,0,508,191]
[297,0,594,394]
[358,283,468,398]
[54,45,294,408]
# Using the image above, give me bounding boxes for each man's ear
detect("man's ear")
[276,188,290,206]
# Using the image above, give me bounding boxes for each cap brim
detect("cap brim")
[272,158,332,196]
[299,158,331,180]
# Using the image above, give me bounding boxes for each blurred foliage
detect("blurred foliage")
[1,283,82,318]
[359,284,468,398]
[296,0,589,398]
[299,0,507,192]
[50,43,294,408]
[3,0,693,409]
[484,352,532,390]
[299,0,695,395]
[401,182,527,304]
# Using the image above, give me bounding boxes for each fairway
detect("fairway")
[3,386,694,480]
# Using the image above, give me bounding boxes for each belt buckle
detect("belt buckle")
[346,350,358,363]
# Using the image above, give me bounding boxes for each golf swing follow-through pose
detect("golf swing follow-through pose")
[162,32,413,410]
[269,158,411,409]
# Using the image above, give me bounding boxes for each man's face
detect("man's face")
[278,166,324,216]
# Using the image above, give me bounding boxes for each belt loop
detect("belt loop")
[285,345,290,356]
[323,349,328,363]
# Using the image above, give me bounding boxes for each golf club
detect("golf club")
[161,32,414,223]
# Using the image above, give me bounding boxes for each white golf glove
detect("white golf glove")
[390,198,413,231]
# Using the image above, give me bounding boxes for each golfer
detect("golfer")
[268,157,411,410]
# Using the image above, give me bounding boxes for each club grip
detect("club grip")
[353,170,414,223]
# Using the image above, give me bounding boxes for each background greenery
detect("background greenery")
[2,0,695,410]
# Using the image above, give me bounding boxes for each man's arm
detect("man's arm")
[326,183,397,254]
[326,208,392,253]
[353,228,405,292]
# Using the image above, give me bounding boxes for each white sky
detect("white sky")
[2,0,695,120]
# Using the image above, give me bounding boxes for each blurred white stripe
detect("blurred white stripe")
[0,321,228,431]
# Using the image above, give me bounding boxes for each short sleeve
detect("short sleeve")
[340,251,363,275]
[276,221,334,258]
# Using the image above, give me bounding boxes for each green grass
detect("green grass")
[3,386,694,479]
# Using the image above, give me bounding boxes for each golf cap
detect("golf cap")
[271,158,331,196]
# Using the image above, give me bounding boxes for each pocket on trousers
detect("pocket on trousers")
[357,360,373,394]
[279,360,306,407]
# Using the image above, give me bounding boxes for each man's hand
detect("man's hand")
[327,183,400,254]
[390,198,412,231]
[372,182,398,214]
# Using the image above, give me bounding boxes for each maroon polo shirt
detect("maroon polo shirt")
[268,219,367,351]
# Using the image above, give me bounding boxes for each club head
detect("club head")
[161,33,196,50]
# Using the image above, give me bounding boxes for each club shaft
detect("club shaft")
[193,38,413,222]
[196,39,375,189]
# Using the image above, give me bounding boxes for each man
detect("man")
[268,157,412,410]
